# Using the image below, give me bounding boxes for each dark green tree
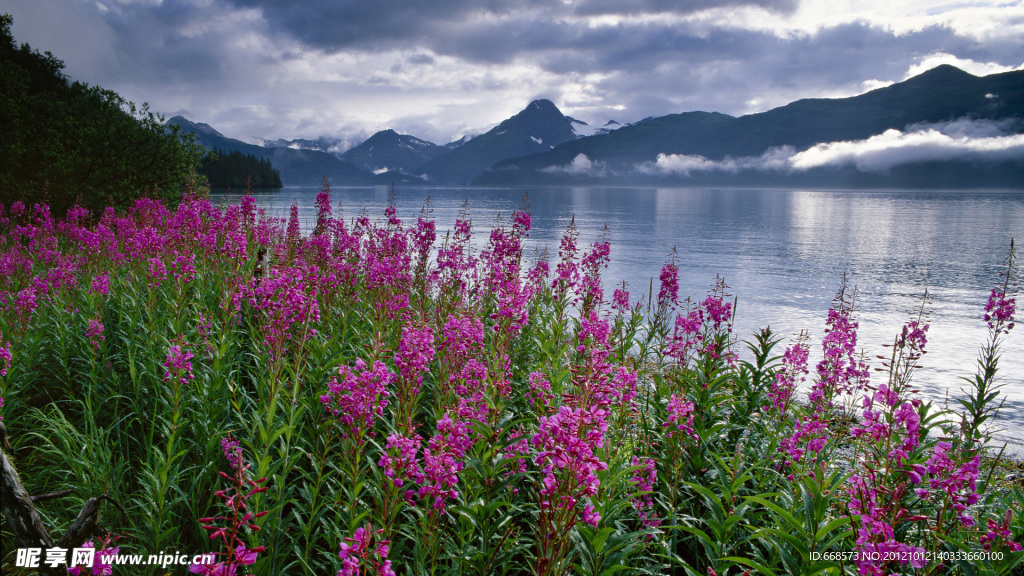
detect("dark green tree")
[0,13,204,215]
[199,147,283,189]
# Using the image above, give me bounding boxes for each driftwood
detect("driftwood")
[31,489,77,504]
[1,423,124,576]
[0,445,54,551]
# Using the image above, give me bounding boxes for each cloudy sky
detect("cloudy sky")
[6,0,1024,148]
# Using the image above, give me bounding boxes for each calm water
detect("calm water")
[216,185,1024,451]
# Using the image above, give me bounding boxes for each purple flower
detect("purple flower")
[418,413,471,513]
[377,434,423,488]
[243,265,321,363]
[394,324,436,401]
[336,524,393,576]
[768,342,809,415]
[778,417,829,469]
[86,318,104,350]
[221,437,243,471]
[551,219,580,299]
[321,359,392,440]
[1,337,12,378]
[532,406,609,526]
[577,239,611,312]
[68,538,120,576]
[163,343,195,386]
[147,257,167,289]
[980,510,1023,552]
[630,457,660,530]
[612,286,631,314]
[90,273,110,296]
[664,394,698,442]
[984,288,1016,334]
[812,288,869,409]
[921,441,980,526]
[657,261,679,308]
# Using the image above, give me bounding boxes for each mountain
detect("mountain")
[443,134,475,150]
[416,99,579,184]
[568,117,625,138]
[264,136,344,154]
[340,129,445,174]
[475,65,1024,187]
[169,116,379,186]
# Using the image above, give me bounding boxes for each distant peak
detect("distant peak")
[520,100,567,119]
[167,115,223,137]
[913,64,976,80]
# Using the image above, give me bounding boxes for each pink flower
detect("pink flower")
[980,510,1023,552]
[377,434,423,488]
[812,287,869,409]
[532,406,608,526]
[768,342,809,415]
[0,338,12,378]
[394,324,436,400]
[86,318,104,350]
[657,261,679,308]
[984,288,1016,334]
[664,394,698,442]
[163,343,195,386]
[193,444,268,576]
[612,286,631,313]
[321,359,393,440]
[336,524,392,576]
[221,437,243,471]
[630,457,660,529]
[90,273,110,296]
[418,413,471,513]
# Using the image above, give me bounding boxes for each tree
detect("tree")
[0,14,204,215]
[199,147,283,189]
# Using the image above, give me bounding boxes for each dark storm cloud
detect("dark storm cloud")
[561,20,986,122]
[7,0,1021,147]
[12,0,238,88]
[222,0,799,54]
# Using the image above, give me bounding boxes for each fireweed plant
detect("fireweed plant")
[0,184,1021,576]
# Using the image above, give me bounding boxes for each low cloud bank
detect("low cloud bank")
[637,147,794,175]
[638,118,1024,176]
[541,153,608,177]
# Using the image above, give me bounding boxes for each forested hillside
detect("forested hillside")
[0,14,202,215]
[200,147,282,188]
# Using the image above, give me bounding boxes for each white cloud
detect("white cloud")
[904,53,1024,79]
[541,153,608,176]
[860,78,894,92]
[637,119,1024,176]
[789,123,1024,172]
[638,147,794,175]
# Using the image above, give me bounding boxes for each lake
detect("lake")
[214,185,1024,452]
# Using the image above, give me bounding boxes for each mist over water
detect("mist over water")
[215,185,1024,451]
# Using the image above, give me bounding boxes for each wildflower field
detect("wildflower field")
[0,183,1022,576]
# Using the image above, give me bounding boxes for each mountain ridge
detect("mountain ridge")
[168,116,382,186]
[171,65,1024,188]
[340,129,446,174]
[413,98,580,184]
[474,65,1024,186]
